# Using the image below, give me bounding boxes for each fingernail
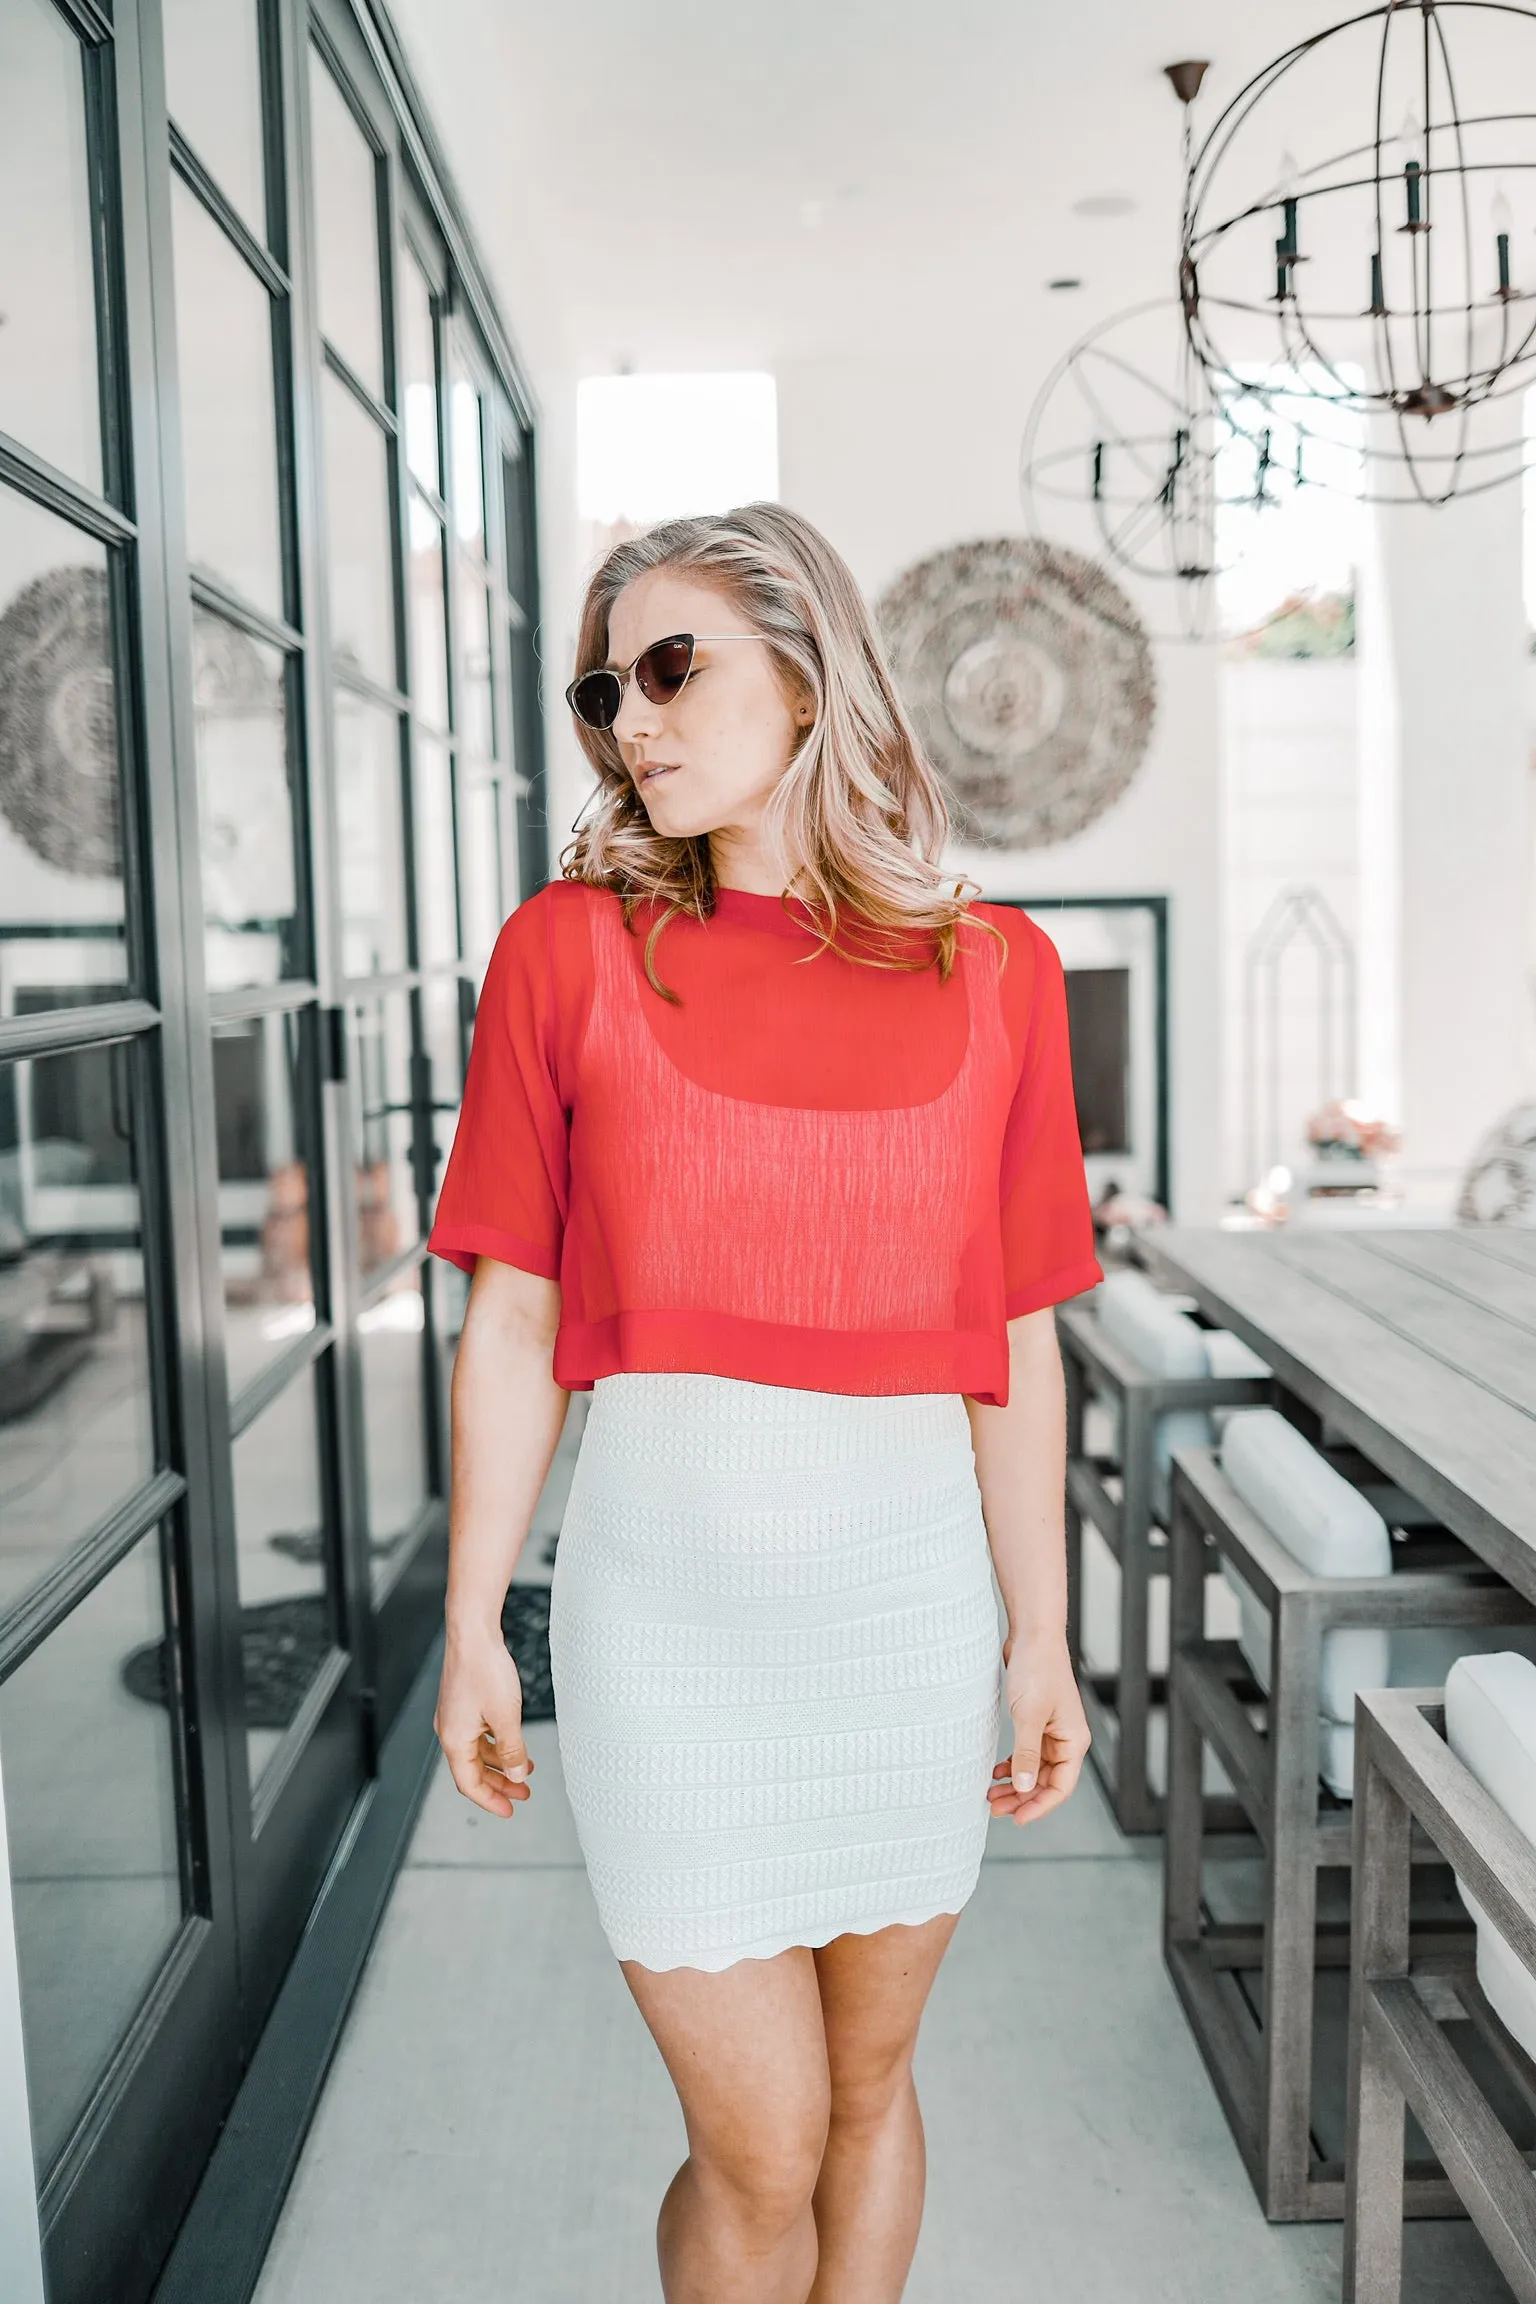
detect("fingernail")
[1014,1772,1036,1793]
[507,1763,528,1783]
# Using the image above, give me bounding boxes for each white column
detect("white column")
[1356,407,1535,1206]
[0,1749,44,2304]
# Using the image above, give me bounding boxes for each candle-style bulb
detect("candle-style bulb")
[1400,106,1422,157]
[1275,234,1293,301]
[1493,183,1514,294]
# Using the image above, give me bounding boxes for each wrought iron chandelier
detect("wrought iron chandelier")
[1179,1,1536,504]
[1015,300,1354,639]
[1019,300,1239,638]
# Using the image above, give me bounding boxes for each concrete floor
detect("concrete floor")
[250,1735,1519,2304]
[252,1589,1516,2302]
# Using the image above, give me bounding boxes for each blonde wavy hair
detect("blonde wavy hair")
[560,502,997,1000]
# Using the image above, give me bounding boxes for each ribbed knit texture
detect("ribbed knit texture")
[549,1371,1001,1971]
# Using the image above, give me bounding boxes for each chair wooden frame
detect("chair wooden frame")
[1344,1689,1536,2300]
[1164,1445,1536,2221]
[1057,1297,1272,1834]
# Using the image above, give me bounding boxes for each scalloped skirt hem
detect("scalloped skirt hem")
[607,1886,982,1975]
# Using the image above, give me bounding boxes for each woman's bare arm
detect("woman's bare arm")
[965,1306,1090,1826]
[434,1256,570,1818]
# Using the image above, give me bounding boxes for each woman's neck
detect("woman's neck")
[708,832,793,898]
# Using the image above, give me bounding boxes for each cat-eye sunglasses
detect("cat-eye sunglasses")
[565,631,763,732]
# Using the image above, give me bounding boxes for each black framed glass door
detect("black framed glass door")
[157,0,369,2042]
[0,2,544,2298]
[0,5,246,2298]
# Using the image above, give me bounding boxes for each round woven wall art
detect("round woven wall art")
[876,537,1156,848]
[0,565,120,878]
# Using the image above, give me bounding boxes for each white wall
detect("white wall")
[778,350,1227,1224]
[1358,428,1536,1206]
[1219,660,1359,1196]
[386,0,590,862]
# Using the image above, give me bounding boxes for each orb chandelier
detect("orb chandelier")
[1179,1,1536,504]
[1019,299,1294,640]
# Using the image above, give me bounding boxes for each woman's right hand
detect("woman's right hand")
[434,1628,534,1819]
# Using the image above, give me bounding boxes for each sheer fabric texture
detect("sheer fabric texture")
[428,882,1100,1403]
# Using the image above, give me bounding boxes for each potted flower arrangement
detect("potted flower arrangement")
[1299,1098,1401,1198]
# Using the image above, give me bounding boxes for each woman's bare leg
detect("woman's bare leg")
[622,1948,831,2304]
[807,1912,960,2304]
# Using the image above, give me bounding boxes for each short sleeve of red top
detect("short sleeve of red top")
[428,882,1102,1407]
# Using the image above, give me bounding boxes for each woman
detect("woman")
[428,502,1102,2304]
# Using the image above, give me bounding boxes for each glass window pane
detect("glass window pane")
[334,694,408,979]
[0,0,100,489]
[501,442,532,609]
[458,774,504,969]
[455,567,495,758]
[192,608,301,989]
[401,247,440,493]
[162,0,266,237]
[3,1527,184,2171]
[450,376,486,557]
[171,178,283,616]
[0,1038,155,1617]
[429,1254,467,1429]
[421,972,462,1177]
[407,496,448,732]
[350,991,419,1278]
[308,49,383,400]
[323,369,396,690]
[414,737,457,968]
[359,1271,430,1594]
[231,1358,334,1791]
[214,1010,316,1400]
[508,615,535,786]
[0,492,127,979]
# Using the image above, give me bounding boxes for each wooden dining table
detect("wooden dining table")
[1137,1224,1536,1602]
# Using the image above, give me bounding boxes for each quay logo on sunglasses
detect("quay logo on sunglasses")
[565,632,763,731]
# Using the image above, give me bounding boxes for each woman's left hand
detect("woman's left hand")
[987,1631,1091,1827]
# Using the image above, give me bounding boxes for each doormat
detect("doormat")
[121,1585,557,1727]
[500,1585,555,1721]
[121,1597,331,1730]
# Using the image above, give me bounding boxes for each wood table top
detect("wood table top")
[1138,1225,1536,1599]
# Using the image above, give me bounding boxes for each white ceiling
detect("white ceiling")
[389,0,1375,387]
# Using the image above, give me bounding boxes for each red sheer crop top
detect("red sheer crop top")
[427,881,1102,1406]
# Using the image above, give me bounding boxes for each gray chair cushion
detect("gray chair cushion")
[1095,1272,1215,1523]
[1203,1330,1272,1381]
[1446,1652,1536,2060]
[1220,1409,1393,1729]
[1220,1420,1536,1801]
[1097,1271,1210,1380]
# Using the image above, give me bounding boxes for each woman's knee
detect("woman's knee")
[693,2087,831,2240]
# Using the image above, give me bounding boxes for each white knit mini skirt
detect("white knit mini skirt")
[547,1371,1002,1972]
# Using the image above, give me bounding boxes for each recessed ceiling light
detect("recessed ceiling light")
[1047,276,1084,291]
[1073,192,1138,219]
